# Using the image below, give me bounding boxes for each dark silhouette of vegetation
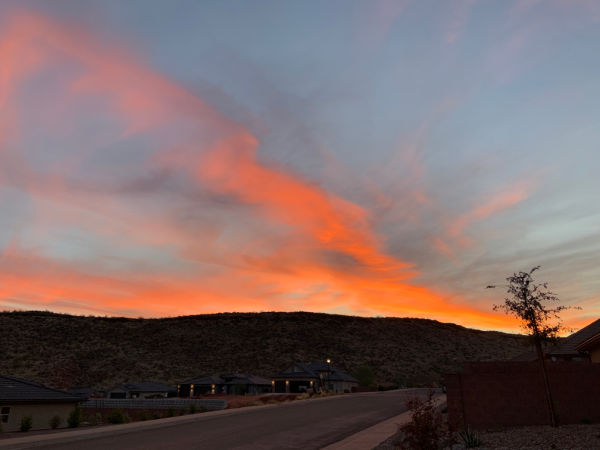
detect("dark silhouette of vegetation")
[398,390,452,449]
[49,414,61,429]
[67,405,82,428]
[459,425,482,448]
[107,409,129,424]
[487,266,579,427]
[20,415,32,432]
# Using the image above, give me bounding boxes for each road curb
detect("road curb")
[322,394,446,450]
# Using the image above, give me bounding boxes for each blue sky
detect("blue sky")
[0,0,598,330]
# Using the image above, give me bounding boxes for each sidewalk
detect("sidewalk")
[323,394,447,450]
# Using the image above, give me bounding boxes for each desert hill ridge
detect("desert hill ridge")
[0,310,527,390]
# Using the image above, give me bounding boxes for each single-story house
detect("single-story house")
[0,375,82,432]
[66,387,105,399]
[221,373,272,395]
[272,362,358,394]
[107,382,176,399]
[510,318,600,363]
[548,318,600,362]
[178,373,271,396]
[178,376,224,397]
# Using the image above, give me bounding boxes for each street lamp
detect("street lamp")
[326,359,331,392]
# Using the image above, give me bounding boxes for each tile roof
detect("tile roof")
[180,376,224,385]
[0,375,83,403]
[180,374,271,386]
[273,362,358,383]
[221,373,272,385]
[110,381,176,393]
[547,318,600,356]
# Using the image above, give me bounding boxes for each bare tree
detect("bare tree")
[487,266,578,427]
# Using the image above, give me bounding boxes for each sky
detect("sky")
[0,0,598,331]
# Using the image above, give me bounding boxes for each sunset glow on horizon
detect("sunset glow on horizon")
[1,1,599,332]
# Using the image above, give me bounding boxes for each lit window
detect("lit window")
[0,407,9,423]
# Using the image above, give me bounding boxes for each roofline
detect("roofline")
[0,375,85,402]
[0,398,82,404]
[576,333,600,351]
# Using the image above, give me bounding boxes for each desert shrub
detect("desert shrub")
[152,412,162,420]
[20,415,32,432]
[107,409,129,424]
[139,410,148,421]
[398,391,452,449]
[88,412,102,426]
[167,407,175,417]
[68,406,82,428]
[459,426,481,448]
[189,402,197,414]
[49,414,61,429]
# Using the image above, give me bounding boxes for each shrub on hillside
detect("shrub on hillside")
[20,415,33,432]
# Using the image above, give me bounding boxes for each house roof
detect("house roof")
[547,318,600,356]
[110,382,176,393]
[0,375,82,404]
[273,362,358,383]
[180,374,272,386]
[180,376,224,386]
[220,373,272,386]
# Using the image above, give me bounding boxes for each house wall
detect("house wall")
[589,346,600,363]
[0,403,78,432]
[446,362,600,430]
[331,381,357,393]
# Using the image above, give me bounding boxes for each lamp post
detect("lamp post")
[326,358,331,393]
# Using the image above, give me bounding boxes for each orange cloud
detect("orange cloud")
[0,9,519,331]
[448,181,533,239]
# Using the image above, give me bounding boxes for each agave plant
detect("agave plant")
[459,425,482,448]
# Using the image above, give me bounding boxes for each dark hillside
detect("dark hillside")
[0,311,527,389]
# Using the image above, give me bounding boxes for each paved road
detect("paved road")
[19,390,432,450]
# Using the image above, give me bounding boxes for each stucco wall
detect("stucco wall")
[589,347,600,363]
[0,403,78,432]
[446,361,600,430]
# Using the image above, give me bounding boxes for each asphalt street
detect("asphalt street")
[16,389,432,450]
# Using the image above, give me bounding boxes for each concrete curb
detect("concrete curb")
[322,394,447,450]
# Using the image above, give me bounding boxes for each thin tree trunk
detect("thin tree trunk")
[535,339,557,427]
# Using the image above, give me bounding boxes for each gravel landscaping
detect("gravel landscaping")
[376,418,600,449]
[475,424,600,449]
